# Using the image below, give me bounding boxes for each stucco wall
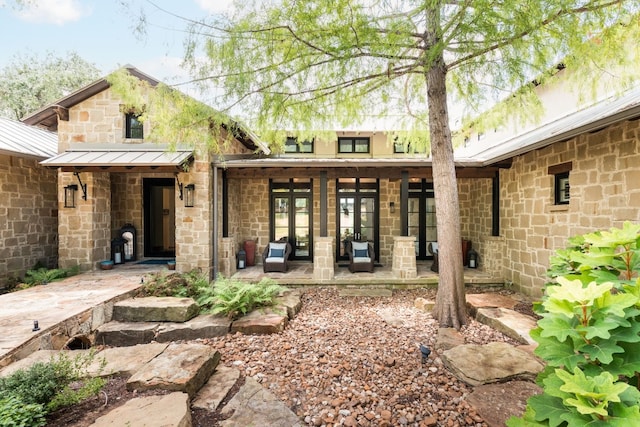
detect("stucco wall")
[0,154,58,289]
[500,118,640,296]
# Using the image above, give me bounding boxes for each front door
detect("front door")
[143,178,176,258]
[337,178,378,261]
[408,179,437,259]
[271,179,312,260]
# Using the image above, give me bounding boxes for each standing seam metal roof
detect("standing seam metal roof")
[0,117,58,159]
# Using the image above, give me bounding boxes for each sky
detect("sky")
[0,0,234,84]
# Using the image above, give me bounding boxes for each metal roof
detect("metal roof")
[40,143,194,170]
[455,85,640,166]
[0,117,58,159]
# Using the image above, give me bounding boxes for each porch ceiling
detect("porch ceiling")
[40,143,194,172]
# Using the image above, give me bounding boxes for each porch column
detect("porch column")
[480,235,505,277]
[392,236,417,279]
[219,237,236,278]
[313,236,334,282]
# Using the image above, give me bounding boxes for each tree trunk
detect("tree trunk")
[424,7,468,329]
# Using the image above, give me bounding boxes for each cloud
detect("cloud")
[17,0,90,25]
[194,0,235,14]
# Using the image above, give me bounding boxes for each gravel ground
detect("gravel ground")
[204,287,523,427]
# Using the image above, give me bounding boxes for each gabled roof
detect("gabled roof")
[455,85,640,166]
[0,117,58,159]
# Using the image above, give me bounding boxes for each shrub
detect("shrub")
[508,222,640,426]
[0,351,105,416]
[17,265,80,290]
[205,276,287,319]
[0,395,46,427]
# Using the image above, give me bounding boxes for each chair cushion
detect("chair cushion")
[353,257,371,263]
[265,257,285,263]
[268,242,287,258]
[354,249,368,257]
[351,241,368,251]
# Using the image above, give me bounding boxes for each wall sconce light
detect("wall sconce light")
[64,184,78,208]
[389,201,395,213]
[184,184,195,207]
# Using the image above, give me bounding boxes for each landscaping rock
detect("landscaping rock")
[87,343,168,377]
[0,350,83,377]
[192,366,240,411]
[414,297,434,312]
[231,311,288,335]
[220,376,302,426]
[441,342,544,386]
[339,288,392,297]
[467,381,543,427]
[476,307,538,345]
[377,309,405,327]
[113,297,199,322]
[94,321,158,347]
[91,392,191,427]
[156,315,231,342]
[435,327,465,351]
[466,293,517,316]
[274,289,303,319]
[126,342,220,397]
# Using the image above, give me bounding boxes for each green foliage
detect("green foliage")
[0,51,100,120]
[207,276,287,320]
[508,222,640,426]
[0,395,47,427]
[20,265,80,288]
[0,351,105,416]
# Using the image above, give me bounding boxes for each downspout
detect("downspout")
[213,165,219,279]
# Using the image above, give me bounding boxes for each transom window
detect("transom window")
[125,113,143,139]
[284,137,314,153]
[338,137,370,153]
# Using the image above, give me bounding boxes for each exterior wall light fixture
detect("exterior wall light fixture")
[64,184,78,208]
[184,184,195,207]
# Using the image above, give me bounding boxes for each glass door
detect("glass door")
[337,178,378,261]
[408,180,436,259]
[143,178,176,257]
[271,179,312,260]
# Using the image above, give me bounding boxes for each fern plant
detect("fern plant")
[508,222,640,426]
[205,276,287,319]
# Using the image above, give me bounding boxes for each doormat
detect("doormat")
[136,259,175,265]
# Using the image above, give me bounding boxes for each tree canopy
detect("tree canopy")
[0,51,101,120]
[133,0,639,328]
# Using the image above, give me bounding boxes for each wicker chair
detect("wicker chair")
[347,240,375,273]
[262,240,292,273]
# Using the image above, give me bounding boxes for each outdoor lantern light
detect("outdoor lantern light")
[64,184,78,208]
[468,248,479,268]
[389,201,395,213]
[184,184,195,207]
[111,237,126,265]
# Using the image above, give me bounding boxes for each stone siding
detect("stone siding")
[500,118,640,296]
[0,154,58,288]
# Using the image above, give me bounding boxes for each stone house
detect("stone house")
[22,65,640,297]
[0,117,58,289]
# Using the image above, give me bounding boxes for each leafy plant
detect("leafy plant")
[508,222,640,426]
[0,351,105,416]
[207,276,287,319]
[0,395,47,427]
[18,265,80,289]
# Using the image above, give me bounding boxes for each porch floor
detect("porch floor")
[231,262,504,288]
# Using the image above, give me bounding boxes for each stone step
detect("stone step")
[127,342,221,397]
[94,315,232,347]
[192,366,241,411]
[476,307,537,345]
[113,297,199,323]
[91,392,191,427]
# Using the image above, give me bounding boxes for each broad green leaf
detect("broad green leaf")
[579,341,624,364]
[532,332,584,369]
[547,278,612,306]
[604,403,640,426]
[539,316,580,342]
[578,318,621,340]
[528,393,568,427]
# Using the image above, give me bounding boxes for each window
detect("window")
[393,140,427,154]
[125,113,143,139]
[338,137,370,153]
[555,172,570,205]
[284,137,314,153]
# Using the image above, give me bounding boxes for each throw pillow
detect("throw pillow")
[354,249,368,257]
[270,248,284,258]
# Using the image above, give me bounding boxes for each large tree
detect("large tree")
[0,52,100,120]
[146,0,638,328]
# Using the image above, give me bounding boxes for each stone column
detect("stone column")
[219,237,237,278]
[313,237,335,282]
[392,236,417,279]
[480,235,505,277]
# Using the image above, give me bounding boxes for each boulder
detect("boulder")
[476,307,538,345]
[95,321,158,347]
[113,297,199,323]
[156,315,231,342]
[414,297,435,312]
[220,377,302,426]
[127,342,220,397]
[87,343,168,377]
[466,293,518,316]
[192,366,240,411]
[273,289,303,319]
[91,392,191,427]
[436,328,465,351]
[441,342,544,386]
[231,311,288,335]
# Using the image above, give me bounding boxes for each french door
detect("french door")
[337,178,378,261]
[271,179,312,260]
[408,179,437,259]
[143,178,176,258]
